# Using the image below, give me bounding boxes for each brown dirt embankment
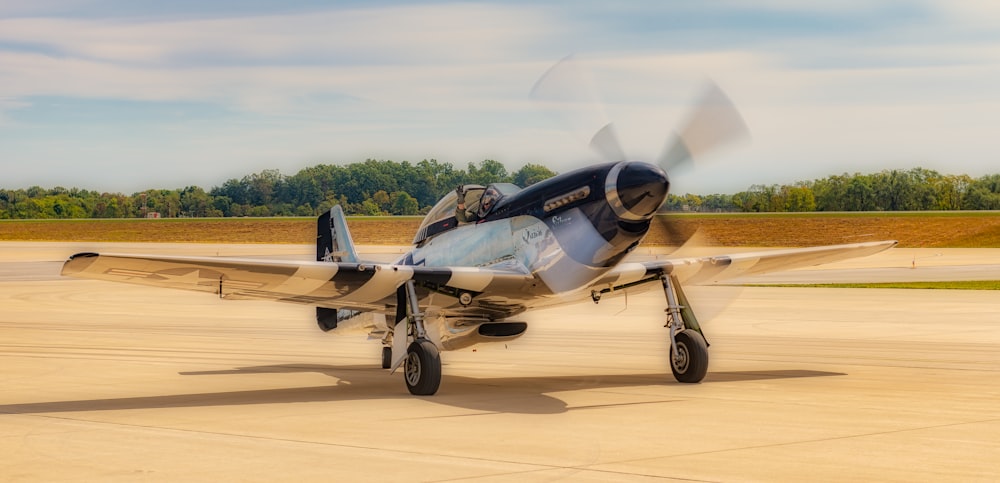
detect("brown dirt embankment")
[1,213,999,248]
[642,213,1000,248]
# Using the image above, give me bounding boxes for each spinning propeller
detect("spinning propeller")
[530,55,750,250]
[530,56,751,323]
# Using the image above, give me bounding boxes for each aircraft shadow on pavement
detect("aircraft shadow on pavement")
[0,365,844,416]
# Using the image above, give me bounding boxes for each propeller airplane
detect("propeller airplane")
[61,59,897,395]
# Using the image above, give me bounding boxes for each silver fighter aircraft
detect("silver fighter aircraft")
[61,62,896,396]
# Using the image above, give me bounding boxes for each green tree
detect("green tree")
[212,196,233,217]
[295,203,314,216]
[372,190,391,213]
[963,174,1000,209]
[343,160,401,204]
[467,159,509,186]
[360,198,384,216]
[390,191,420,215]
[683,193,703,212]
[812,174,848,211]
[783,185,816,212]
[512,163,556,187]
[248,205,270,217]
[845,176,875,211]
[413,159,464,206]
[700,194,736,212]
[180,186,215,217]
[245,169,283,207]
[933,174,970,210]
[212,178,250,205]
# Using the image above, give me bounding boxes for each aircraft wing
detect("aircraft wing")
[62,240,896,315]
[61,252,536,312]
[588,240,899,292]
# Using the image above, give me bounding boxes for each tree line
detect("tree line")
[727,168,1000,212]
[0,159,556,219]
[3,163,999,220]
[659,168,1000,213]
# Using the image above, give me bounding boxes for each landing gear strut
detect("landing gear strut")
[390,280,442,395]
[660,273,709,383]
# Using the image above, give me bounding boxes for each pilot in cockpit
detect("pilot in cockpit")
[455,185,499,223]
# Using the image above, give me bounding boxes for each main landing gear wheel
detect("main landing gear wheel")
[404,339,442,395]
[671,329,709,383]
[381,346,392,369]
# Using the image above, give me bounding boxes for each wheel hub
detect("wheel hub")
[404,352,421,385]
[672,342,690,373]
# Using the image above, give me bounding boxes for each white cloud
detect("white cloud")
[0,3,565,122]
[0,4,558,65]
[711,0,920,14]
[0,0,91,16]
[2,1,1000,193]
[938,0,1000,26]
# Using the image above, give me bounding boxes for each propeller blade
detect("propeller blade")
[531,56,626,162]
[588,122,626,163]
[667,226,712,258]
[647,211,696,252]
[657,81,749,172]
[682,284,745,326]
[643,225,743,325]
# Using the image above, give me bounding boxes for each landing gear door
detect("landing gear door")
[389,317,408,373]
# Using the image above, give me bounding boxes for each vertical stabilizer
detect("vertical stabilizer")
[316,205,360,263]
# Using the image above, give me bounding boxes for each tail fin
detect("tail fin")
[316,205,360,263]
[316,205,362,331]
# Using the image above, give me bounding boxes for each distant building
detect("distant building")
[145,212,161,219]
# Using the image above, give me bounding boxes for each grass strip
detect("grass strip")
[743,281,1000,290]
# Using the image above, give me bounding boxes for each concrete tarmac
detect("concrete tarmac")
[2,243,1000,481]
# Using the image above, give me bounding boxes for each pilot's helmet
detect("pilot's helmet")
[478,187,499,216]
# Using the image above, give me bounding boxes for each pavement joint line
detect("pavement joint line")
[0,411,619,475]
[567,399,680,411]
[632,391,1000,418]
[389,411,504,420]
[428,465,718,483]
[604,415,1000,466]
[712,357,1000,373]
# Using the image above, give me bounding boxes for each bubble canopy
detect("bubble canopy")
[412,183,521,245]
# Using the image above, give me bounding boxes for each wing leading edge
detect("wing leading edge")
[586,240,898,296]
[61,252,535,313]
[61,240,896,314]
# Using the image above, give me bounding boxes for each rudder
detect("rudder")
[316,205,359,263]
[316,205,361,332]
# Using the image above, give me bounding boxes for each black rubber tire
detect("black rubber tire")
[670,329,709,383]
[381,346,392,369]
[404,339,442,395]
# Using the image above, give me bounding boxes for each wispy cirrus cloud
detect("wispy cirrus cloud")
[2,1,1000,193]
[0,4,560,102]
[0,4,560,65]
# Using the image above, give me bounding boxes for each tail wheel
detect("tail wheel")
[404,339,442,395]
[671,329,709,383]
[381,346,392,369]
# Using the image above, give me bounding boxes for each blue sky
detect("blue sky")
[2,1,999,193]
